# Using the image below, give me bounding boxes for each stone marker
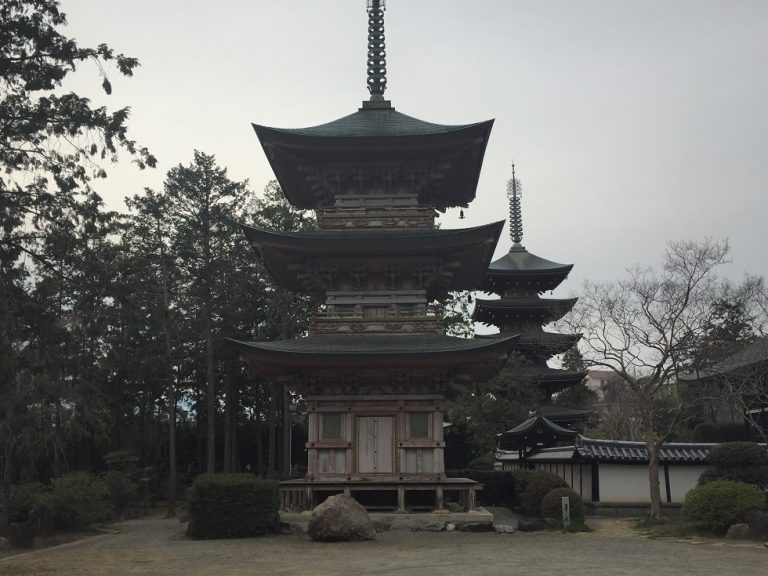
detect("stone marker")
[0,536,10,551]
[307,494,376,542]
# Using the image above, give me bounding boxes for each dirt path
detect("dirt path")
[1,515,765,576]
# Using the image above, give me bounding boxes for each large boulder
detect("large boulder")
[307,494,376,542]
[725,523,751,540]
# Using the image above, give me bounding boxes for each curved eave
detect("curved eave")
[498,415,579,438]
[243,221,504,298]
[253,119,494,210]
[471,297,578,325]
[229,334,517,381]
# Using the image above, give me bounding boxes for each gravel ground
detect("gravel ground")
[0,513,765,576]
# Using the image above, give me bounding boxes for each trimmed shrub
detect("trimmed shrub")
[522,471,568,517]
[187,474,279,539]
[103,471,140,519]
[682,480,766,534]
[51,473,112,531]
[541,487,584,528]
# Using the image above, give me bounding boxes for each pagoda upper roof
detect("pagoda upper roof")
[480,246,573,294]
[229,333,517,385]
[243,221,504,299]
[253,104,494,210]
[472,297,578,325]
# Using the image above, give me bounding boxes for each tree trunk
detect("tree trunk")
[224,366,232,473]
[646,433,663,520]
[268,388,276,473]
[283,384,291,476]
[160,244,177,517]
[1,445,12,531]
[231,374,240,472]
[255,410,263,475]
[204,305,215,474]
[167,386,177,517]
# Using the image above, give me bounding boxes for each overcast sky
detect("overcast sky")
[61,0,767,294]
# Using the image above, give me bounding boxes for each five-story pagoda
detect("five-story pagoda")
[232,0,516,512]
[474,167,588,429]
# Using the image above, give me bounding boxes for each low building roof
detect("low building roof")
[576,437,715,464]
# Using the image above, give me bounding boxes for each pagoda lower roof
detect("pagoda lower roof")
[243,222,504,299]
[472,297,578,325]
[230,333,517,383]
[253,105,493,210]
[480,246,573,294]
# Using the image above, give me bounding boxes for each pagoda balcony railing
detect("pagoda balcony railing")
[314,308,433,319]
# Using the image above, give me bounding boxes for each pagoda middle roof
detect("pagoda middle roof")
[480,246,573,294]
[477,331,581,357]
[472,297,578,325]
[243,221,504,299]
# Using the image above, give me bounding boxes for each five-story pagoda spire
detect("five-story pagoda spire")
[367,0,387,99]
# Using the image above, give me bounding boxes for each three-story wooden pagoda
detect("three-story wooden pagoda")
[232,0,516,512]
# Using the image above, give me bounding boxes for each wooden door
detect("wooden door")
[356,416,393,474]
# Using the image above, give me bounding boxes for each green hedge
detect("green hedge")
[522,471,569,517]
[706,442,768,468]
[541,487,584,528]
[699,442,768,489]
[187,474,279,539]
[693,423,750,443]
[446,469,530,507]
[682,480,766,534]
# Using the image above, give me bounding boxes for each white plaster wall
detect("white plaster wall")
[598,464,651,503]
[668,465,710,503]
[531,463,592,501]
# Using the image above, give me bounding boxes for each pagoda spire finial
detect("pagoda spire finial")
[507,163,524,248]
[366,0,387,100]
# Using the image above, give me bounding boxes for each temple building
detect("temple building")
[473,166,588,432]
[231,0,516,512]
